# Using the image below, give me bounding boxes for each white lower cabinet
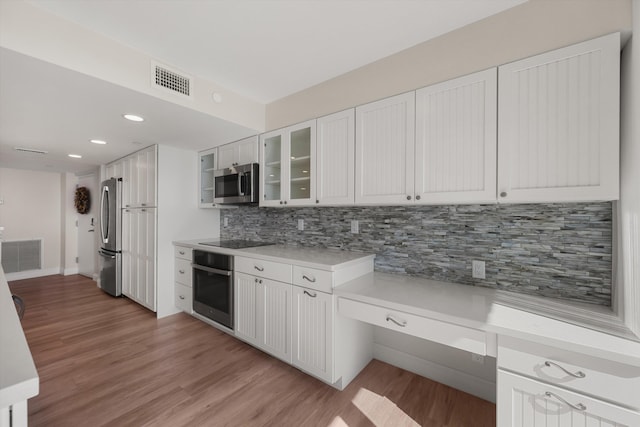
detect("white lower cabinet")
[498,370,640,427]
[291,286,333,383]
[122,208,156,311]
[257,278,292,363]
[234,272,292,364]
[497,336,640,427]
[234,254,374,389]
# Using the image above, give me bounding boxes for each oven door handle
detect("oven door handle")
[191,264,232,276]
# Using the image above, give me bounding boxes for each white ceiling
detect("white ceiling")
[1,0,527,174]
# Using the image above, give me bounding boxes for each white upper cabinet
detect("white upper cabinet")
[316,109,355,206]
[260,120,316,207]
[121,145,157,208]
[415,68,498,204]
[498,32,620,203]
[198,147,216,208]
[217,136,259,170]
[355,92,416,205]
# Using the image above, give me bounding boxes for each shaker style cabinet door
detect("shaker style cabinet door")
[355,92,415,205]
[498,32,620,203]
[218,136,258,170]
[415,68,497,204]
[316,109,355,206]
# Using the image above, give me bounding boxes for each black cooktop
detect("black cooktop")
[198,240,274,250]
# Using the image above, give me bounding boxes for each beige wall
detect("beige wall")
[266,0,632,130]
[0,167,62,272]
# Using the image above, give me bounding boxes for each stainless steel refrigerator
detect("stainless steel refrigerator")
[98,177,122,297]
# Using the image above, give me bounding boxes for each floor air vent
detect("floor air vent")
[152,62,192,98]
[1,240,42,273]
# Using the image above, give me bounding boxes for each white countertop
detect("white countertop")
[174,239,376,271]
[0,266,39,408]
[335,271,640,368]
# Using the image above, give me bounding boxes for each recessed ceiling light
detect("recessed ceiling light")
[123,114,144,122]
[68,154,82,159]
[90,139,107,145]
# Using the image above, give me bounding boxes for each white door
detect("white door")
[77,173,99,279]
[415,68,497,204]
[497,370,640,427]
[257,278,292,363]
[316,109,355,205]
[497,32,620,203]
[236,136,259,165]
[355,92,416,204]
[292,286,333,383]
[235,272,258,345]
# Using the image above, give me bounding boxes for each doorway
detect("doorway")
[76,172,99,279]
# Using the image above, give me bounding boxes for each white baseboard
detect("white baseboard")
[63,267,79,276]
[5,267,62,282]
[373,343,496,403]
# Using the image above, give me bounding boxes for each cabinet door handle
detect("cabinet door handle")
[254,265,264,272]
[544,392,586,411]
[386,314,407,327]
[302,274,316,283]
[406,195,411,200]
[179,250,185,255]
[544,361,586,378]
[179,269,185,274]
[303,290,317,298]
[415,195,421,200]
[179,295,185,300]
[500,191,508,198]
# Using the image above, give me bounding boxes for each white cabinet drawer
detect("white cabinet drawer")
[292,266,332,293]
[235,256,292,283]
[174,258,192,287]
[497,370,640,427]
[174,283,192,313]
[174,246,192,261]
[498,335,640,410]
[338,297,486,355]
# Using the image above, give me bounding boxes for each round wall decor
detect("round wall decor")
[74,186,91,214]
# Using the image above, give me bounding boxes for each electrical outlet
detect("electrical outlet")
[472,260,485,279]
[471,353,485,364]
[298,219,304,231]
[350,220,359,234]
[223,217,229,227]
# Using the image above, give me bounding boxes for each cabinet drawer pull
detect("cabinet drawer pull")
[544,392,586,411]
[302,274,316,283]
[544,361,586,378]
[179,295,185,300]
[303,290,317,298]
[386,314,407,327]
[254,265,264,272]
[179,269,185,274]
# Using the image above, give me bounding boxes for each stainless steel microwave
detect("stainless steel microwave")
[213,163,259,204]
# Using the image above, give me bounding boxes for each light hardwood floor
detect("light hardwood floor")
[9,274,495,427]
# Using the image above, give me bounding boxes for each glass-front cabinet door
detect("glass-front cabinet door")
[261,133,283,206]
[260,119,316,207]
[288,121,315,205]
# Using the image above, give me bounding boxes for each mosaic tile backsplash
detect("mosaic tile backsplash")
[221,203,613,306]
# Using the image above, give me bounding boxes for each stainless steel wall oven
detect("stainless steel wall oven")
[192,250,233,329]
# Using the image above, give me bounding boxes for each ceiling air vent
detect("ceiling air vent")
[14,147,48,154]
[152,61,192,98]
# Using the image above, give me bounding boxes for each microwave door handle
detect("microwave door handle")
[239,173,246,196]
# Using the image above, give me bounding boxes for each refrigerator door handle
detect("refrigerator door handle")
[100,185,109,244]
[98,249,116,259]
